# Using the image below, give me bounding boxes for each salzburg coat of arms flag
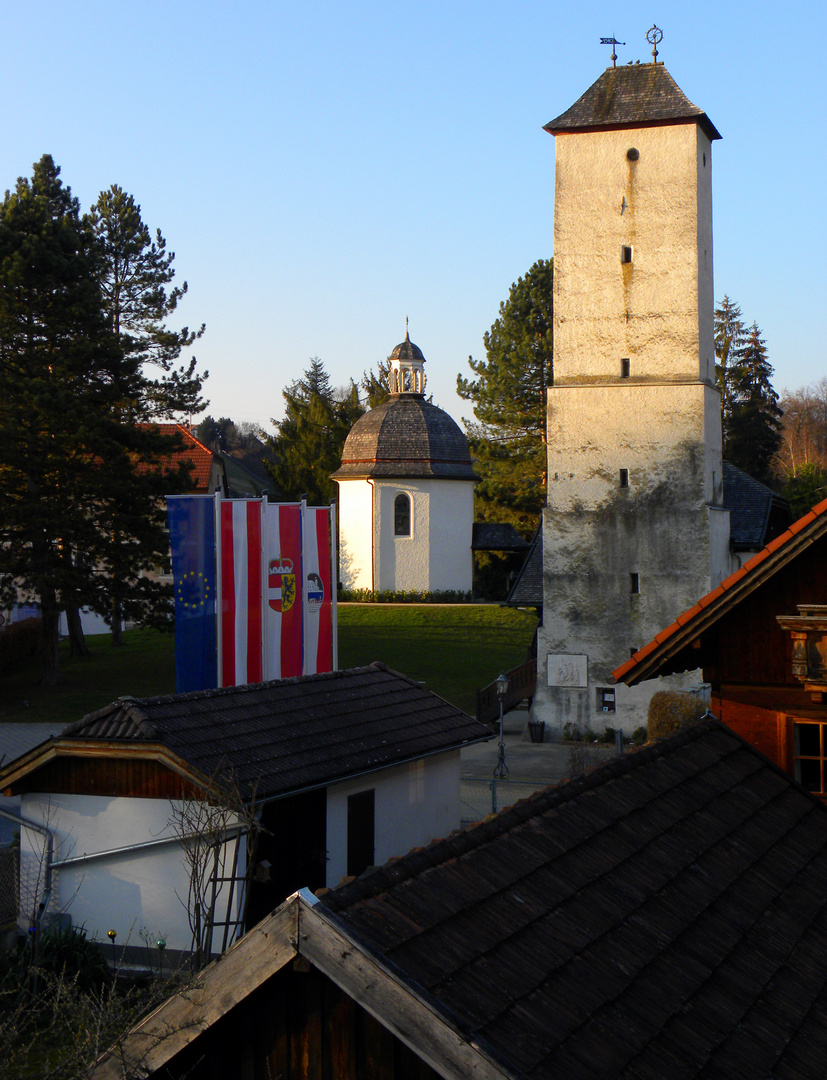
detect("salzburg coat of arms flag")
[167,495,336,691]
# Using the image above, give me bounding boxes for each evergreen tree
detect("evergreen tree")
[0,157,198,682]
[266,359,363,504]
[88,185,207,644]
[457,259,553,534]
[361,357,392,409]
[714,295,747,434]
[726,322,782,482]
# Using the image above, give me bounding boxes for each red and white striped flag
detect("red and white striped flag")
[215,497,336,687]
[219,500,264,686]
[302,505,334,675]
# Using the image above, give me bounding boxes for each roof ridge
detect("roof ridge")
[320,719,724,911]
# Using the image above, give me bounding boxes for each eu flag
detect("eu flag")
[167,496,217,692]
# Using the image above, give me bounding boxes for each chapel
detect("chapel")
[332,333,477,593]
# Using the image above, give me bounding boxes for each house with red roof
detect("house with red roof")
[613,496,827,793]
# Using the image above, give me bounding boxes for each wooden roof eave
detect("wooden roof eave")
[0,738,212,798]
[91,890,517,1080]
[614,510,827,686]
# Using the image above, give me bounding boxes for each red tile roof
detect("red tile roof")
[138,424,216,494]
[613,494,827,686]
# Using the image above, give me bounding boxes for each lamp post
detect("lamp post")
[492,671,510,813]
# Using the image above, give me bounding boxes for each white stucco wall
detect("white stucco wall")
[373,479,474,593]
[553,122,714,385]
[325,750,461,888]
[536,105,726,735]
[337,478,374,590]
[19,793,245,956]
[337,476,474,593]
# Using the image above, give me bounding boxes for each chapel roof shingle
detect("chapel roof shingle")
[58,664,490,800]
[318,719,827,1080]
[332,396,478,481]
[544,62,721,142]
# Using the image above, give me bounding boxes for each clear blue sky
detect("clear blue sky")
[5,1,825,432]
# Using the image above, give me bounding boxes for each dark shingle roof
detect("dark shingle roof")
[332,395,477,481]
[504,526,542,606]
[62,664,490,801]
[544,63,721,142]
[319,719,827,1080]
[471,523,530,552]
[723,460,791,550]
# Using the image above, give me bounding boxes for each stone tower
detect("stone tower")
[332,333,477,593]
[533,60,731,735]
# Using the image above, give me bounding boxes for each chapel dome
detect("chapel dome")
[332,337,477,482]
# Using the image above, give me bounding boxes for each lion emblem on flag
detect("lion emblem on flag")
[268,557,296,613]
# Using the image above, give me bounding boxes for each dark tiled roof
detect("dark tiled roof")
[389,332,425,362]
[62,664,490,801]
[614,494,827,686]
[723,460,791,549]
[505,526,542,606]
[545,63,721,142]
[320,720,827,1080]
[471,523,530,552]
[332,396,478,481]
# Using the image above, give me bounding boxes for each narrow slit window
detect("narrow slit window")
[394,493,411,536]
[619,469,629,488]
[621,245,633,264]
[630,573,640,594]
[621,358,630,378]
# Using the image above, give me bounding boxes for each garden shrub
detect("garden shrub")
[338,588,473,604]
[647,691,706,739]
[0,618,42,673]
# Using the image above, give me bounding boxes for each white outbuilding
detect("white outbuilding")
[333,333,477,594]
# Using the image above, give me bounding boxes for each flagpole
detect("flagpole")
[260,492,269,681]
[330,501,338,672]
[214,489,224,687]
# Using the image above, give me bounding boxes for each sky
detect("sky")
[5,1,825,433]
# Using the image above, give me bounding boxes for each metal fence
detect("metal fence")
[460,777,550,826]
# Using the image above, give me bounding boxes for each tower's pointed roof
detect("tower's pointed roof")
[544,63,721,141]
[389,331,425,363]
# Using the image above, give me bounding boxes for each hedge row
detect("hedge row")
[338,589,474,604]
[0,618,42,673]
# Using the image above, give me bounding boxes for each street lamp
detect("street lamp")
[492,672,510,812]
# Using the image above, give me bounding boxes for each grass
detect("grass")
[1,605,538,725]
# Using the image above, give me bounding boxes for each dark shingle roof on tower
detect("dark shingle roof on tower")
[332,395,478,481]
[544,63,721,142]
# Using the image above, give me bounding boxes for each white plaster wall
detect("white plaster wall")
[373,479,474,593]
[19,793,244,956]
[337,479,373,590]
[553,123,712,384]
[326,751,460,888]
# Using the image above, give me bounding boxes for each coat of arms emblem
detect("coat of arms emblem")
[268,557,296,613]
[306,572,324,610]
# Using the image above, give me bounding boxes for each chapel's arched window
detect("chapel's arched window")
[394,493,411,537]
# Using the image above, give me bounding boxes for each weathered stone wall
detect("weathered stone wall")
[536,106,727,735]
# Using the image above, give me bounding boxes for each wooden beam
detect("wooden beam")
[91,899,300,1079]
[297,898,513,1080]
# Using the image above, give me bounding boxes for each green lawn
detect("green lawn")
[1,605,538,725]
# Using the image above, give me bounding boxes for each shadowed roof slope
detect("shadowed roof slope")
[545,62,721,142]
[51,664,490,800]
[332,395,477,481]
[319,719,827,1079]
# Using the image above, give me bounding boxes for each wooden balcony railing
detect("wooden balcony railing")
[475,658,537,726]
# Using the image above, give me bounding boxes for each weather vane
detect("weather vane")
[600,35,625,67]
[647,25,663,64]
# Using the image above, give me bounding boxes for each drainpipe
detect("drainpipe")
[367,478,376,592]
[0,806,55,993]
